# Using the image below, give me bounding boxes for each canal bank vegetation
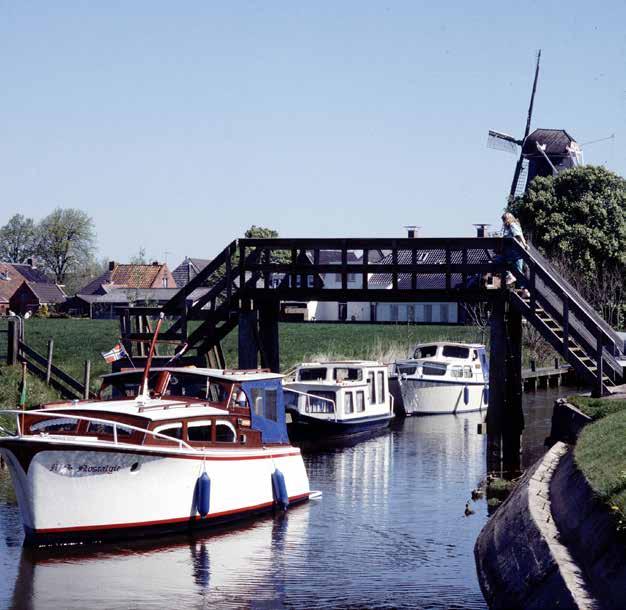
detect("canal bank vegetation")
[571,396,626,533]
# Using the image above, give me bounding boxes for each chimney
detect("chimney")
[109,261,116,271]
[27,257,35,268]
[473,224,490,238]
[404,225,421,239]
[152,261,159,266]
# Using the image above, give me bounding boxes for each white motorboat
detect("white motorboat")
[283,361,394,442]
[0,368,311,545]
[392,342,489,415]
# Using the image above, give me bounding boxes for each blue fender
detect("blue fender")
[483,387,489,406]
[271,468,289,511]
[463,385,469,406]
[195,472,211,517]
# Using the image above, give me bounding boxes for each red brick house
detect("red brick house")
[0,261,66,315]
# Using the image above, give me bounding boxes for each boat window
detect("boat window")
[29,417,78,434]
[169,374,209,399]
[298,368,327,382]
[208,381,230,403]
[397,365,417,375]
[154,423,183,440]
[368,372,376,404]
[344,392,354,414]
[215,420,236,443]
[86,422,133,437]
[306,391,335,414]
[265,388,278,421]
[422,362,447,376]
[377,371,386,404]
[333,368,362,382]
[284,390,299,410]
[356,391,365,413]
[250,387,279,421]
[450,366,464,379]
[442,346,470,359]
[413,345,438,359]
[187,420,213,442]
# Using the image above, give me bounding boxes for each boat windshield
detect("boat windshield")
[421,362,447,376]
[413,345,438,359]
[333,368,362,382]
[442,345,470,359]
[298,368,328,382]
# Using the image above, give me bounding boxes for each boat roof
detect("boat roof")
[45,398,229,422]
[413,342,485,349]
[297,360,384,367]
[100,367,284,383]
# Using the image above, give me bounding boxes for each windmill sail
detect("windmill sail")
[487,130,520,155]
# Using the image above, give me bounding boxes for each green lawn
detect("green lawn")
[568,396,626,421]
[575,409,626,527]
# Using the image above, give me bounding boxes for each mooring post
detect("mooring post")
[503,306,524,468]
[46,339,54,385]
[258,299,280,373]
[238,299,258,370]
[83,360,91,400]
[7,319,18,366]
[487,298,506,470]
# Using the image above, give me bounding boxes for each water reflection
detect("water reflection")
[7,507,310,610]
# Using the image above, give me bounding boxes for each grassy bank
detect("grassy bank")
[569,396,626,421]
[575,408,626,525]
[3,318,483,378]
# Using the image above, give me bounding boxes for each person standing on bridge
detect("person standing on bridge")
[502,212,529,296]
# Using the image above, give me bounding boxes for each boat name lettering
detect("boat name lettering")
[49,463,121,474]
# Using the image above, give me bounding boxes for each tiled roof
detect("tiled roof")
[76,287,209,304]
[27,282,66,304]
[11,264,52,284]
[172,257,212,288]
[0,262,25,302]
[368,247,496,289]
[79,263,172,295]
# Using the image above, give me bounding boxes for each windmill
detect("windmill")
[488,51,583,200]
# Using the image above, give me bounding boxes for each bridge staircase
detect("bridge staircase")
[509,243,625,396]
[120,241,249,369]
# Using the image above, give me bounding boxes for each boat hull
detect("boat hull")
[287,410,393,442]
[397,378,487,415]
[0,440,310,545]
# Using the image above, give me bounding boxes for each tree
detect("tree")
[0,214,37,262]
[509,166,626,283]
[509,166,626,327]
[36,208,97,284]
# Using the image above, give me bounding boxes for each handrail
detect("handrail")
[513,240,624,353]
[284,388,337,422]
[2,409,197,451]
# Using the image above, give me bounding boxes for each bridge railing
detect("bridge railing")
[238,237,507,298]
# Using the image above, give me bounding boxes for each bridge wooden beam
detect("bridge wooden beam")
[238,300,258,370]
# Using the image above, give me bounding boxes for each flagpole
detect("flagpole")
[141,313,165,398]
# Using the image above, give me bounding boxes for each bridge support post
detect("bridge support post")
[258,300,280,373]
[238,300,258,370]
[487,298,524,472]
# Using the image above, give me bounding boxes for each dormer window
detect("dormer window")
[162,277,168,288]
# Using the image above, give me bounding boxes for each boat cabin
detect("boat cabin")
[394,342,488,383]
[21,369,290,449]
[284,361,393,421]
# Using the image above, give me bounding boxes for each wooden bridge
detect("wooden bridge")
[117,236,626,466]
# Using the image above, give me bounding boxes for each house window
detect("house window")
[390,305,399,322]
[424,304,433,323]
[162,277,168,288]
[407,305,415,322]
[440,304,449,323]
[356,391,365,412]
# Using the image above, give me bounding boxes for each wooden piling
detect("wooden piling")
[238,300,258,370]
[7,319,18,366]
[258,300,280,373]
[46,339,54,385]
[83,360,91,400]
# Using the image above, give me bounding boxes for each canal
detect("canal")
[0,388,566,609]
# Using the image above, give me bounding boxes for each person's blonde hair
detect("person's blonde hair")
[502,212,517,225]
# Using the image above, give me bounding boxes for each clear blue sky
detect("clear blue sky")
[1,1,624,265]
